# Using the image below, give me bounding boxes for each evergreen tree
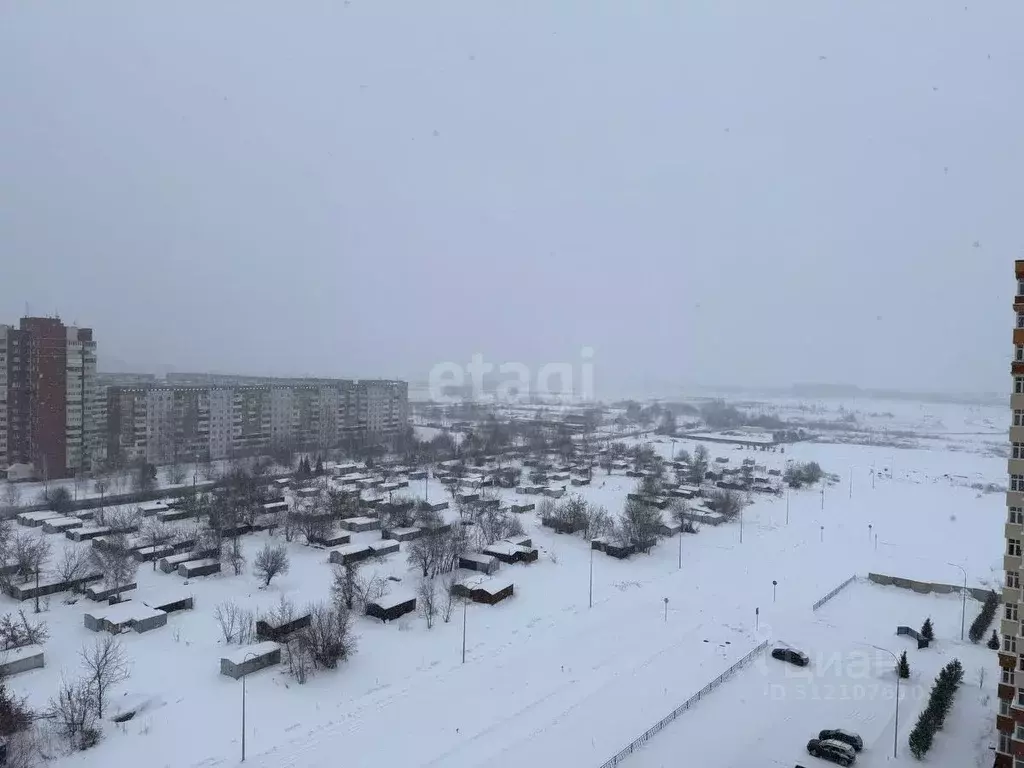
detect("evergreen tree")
[988,629,1001,650]
[908,721,934,758]
[921,617,934,642]
[898,650,910,679]
[315,456,324,475]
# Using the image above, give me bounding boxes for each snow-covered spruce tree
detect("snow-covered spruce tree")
[898,650,910,679]
[908,719,933,759]
[920,617,934,642]
[969,590,1000,643]
[988,629,1000,650]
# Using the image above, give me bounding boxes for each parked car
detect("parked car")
[806,738,856,766]
[818,729,863,752]
[771,646,810,666]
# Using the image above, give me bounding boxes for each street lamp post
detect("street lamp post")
[772,580,777,603]
[589,544,594,608]
[868,523,872,544]
[739,508,744,543]
[820,525,824,543]
[677,530,682,570]
[786,489,790,525]
[461,599,468,663]
[869,645,901,759]
[663,597,669,622]
[948,562,968,641]
[240,651,259,762]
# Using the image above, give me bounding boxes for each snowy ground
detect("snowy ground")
[625,581,998,768]
[0,399,1005,768]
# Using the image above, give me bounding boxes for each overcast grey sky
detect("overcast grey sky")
[1,1,1020,397]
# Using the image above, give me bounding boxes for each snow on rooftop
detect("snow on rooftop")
[461,552,497,565]
[332,543,372,556]
[0,644,43,662]
[370,592,415,611]
[221,641,280,666]
[475,578,513,595]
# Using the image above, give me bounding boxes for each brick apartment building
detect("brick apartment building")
[0,317,100,479]
[106,379,408,466]
[999,260,1024,767]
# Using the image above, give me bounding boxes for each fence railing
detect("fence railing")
[596,639,770,768]
[812,574,857,611]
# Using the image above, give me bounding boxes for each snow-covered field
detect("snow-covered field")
[1,398,1006,768]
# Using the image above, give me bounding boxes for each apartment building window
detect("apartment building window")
[1017,346,1024,363]
[1018,313,1024,330]
[1018,279,1024,296]
[1005,667,1017,685]
[1013,508,1024,525]
[1001,731,1013,752]
[1017,410,1024,427]
[1011,539,1023,557]
[1009,603,1020,622]
[1011,570,1022,589]
[1014,758,1024,768]
[1017,378,1024,395]
[1004,698,1013,716]
[1014,476,1024,493]
[1016,445,1024,460]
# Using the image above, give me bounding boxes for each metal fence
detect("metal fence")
[811,574,857,611]
[595,639,770,768]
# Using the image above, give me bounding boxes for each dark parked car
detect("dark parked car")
[818,729,863,751]
[771,646,810,666]
[806,738,856,766]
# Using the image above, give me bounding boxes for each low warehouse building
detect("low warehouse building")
[341,516,381,533]
[177,558,221,578]
[328,543,374,566]
[84,603,168,634]
[41,517,84,534]
[365,594,416,623]
[368,539,400,558]
[220,641,282,679]
[0,645,44,677]
[459,553,500,575]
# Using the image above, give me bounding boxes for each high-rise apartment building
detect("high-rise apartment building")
[998,261,1024,768]
[0,317,99,478]
[106,379,408,466]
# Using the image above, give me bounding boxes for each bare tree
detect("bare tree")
[79,636,130,719]
[53,547,92,589]
[0,610,49,650]
[708,489,744,521]
[292,601,355,670]
[418,576,438,629]
[441,574,459,623]
[583,503,613,540]
[668,499,691,527]
[690,445,710,485]
[47,675,99,751]
[138,519,173,571]
[226,536,245,576]
[166,461,187,486]
[213,600,256,644]
[253,542,289,587]
[620,498,661,553]
[1,483,21,512]
[89,534,137,601]
[330,562,388,612]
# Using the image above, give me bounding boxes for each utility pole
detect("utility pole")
[589,544,594,608]
[461,600,468,663]
[664,597,669,622]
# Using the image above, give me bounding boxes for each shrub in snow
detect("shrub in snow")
[988,629,1000,650]
[920,617,934,642]
[968,590,999,644]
